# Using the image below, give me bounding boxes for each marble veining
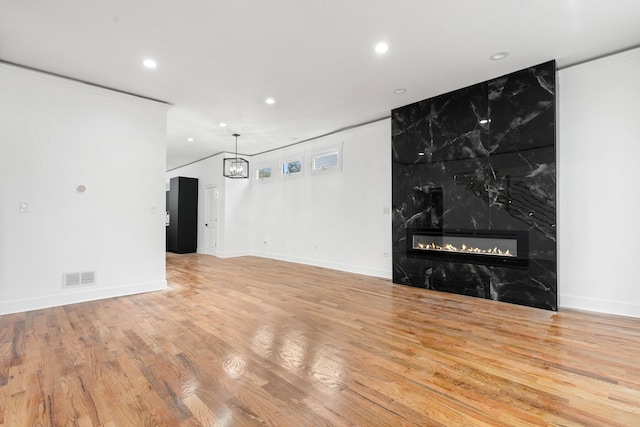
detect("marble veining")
[392,61,557,311]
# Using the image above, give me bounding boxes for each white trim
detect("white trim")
[251,250,391,279]
[281,158,304,178]
[0,280,167,315]
[0,62,170,110]
[204,184,219,257]
[308,143,343,176]
[216,250,253,258]
[559,295,640,318]
[561,46,640,76]
[254,164,275,182]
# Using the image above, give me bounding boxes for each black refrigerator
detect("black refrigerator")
[166,176,198,253]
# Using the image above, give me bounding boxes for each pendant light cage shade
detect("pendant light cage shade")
[223,157,249,178]
[223,133,249,179]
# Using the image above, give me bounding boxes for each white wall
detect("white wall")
[558,47,640,317]
[0,64,168,315]
[250,120,392,277]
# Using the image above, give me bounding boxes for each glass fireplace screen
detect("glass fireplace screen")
[412,234,517,258]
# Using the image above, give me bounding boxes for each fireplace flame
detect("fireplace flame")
[416,241,514,257]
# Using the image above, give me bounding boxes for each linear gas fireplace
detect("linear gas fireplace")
[407,229,529,269]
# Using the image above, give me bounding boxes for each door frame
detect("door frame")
[204,184,219,256]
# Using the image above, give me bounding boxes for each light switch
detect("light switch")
[19,202,28,212]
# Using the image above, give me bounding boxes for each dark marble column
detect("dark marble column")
[392,61,556,311]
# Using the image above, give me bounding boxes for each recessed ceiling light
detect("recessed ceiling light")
[143,58,157,68]
[219,122,227,127]
[394,88,406,94]
[375,42,389,54]
[187,137,194,142]
[490,52,509,61]
[265,98,276,105]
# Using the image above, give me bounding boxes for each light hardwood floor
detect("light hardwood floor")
[1,253,640,426]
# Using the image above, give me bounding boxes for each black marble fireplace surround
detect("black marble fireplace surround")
[392,61,557,311]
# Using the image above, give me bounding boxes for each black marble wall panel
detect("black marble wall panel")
[392,61,556,311]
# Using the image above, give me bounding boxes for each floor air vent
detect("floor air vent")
[63,271,97,288]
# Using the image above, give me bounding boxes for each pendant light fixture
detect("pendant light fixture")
[223,133,249,179]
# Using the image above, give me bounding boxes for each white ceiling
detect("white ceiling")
[1,1,639,170]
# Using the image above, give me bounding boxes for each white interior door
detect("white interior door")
[205,186,218,255]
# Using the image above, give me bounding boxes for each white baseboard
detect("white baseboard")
[0,280,167,315]
[250,250,392,279]
[200,250,392,278]
[559,294,640,318]
[217,250,252,259]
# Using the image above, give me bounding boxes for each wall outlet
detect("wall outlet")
[19,202,28,212]
[382,207,390,215]
[382,252,390,258]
